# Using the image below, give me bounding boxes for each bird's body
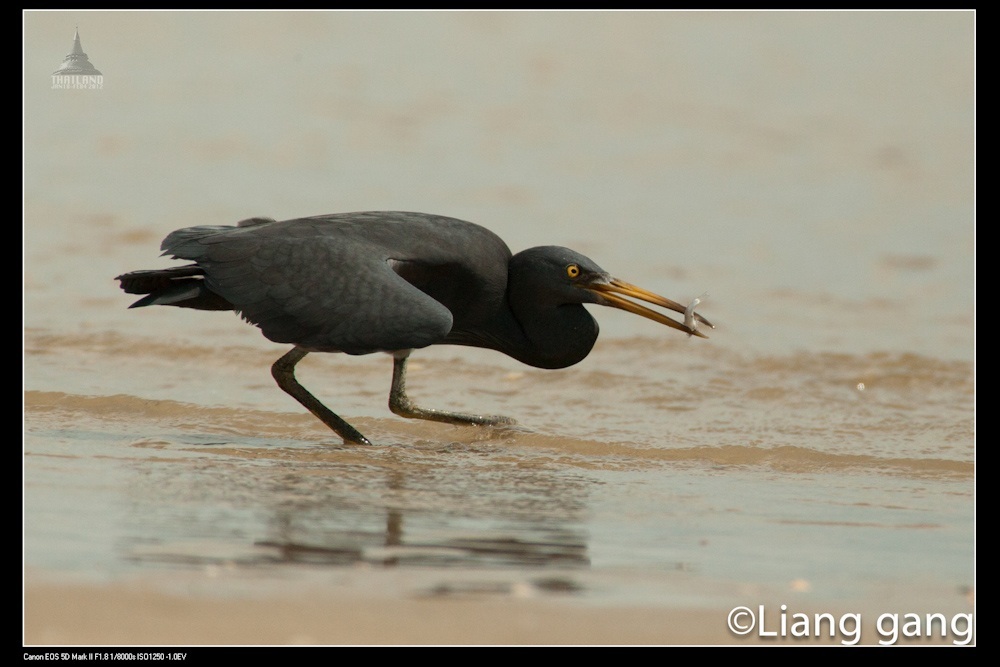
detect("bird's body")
[117,212,712,444]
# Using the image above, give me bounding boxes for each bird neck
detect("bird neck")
[502,271,599,371]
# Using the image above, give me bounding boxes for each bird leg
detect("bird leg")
[388,352,516,427]
[271,346,373,445]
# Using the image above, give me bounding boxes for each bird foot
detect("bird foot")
[389,399,516,427]
[389,353,516,428]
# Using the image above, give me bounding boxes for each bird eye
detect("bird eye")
[566,264,580,279]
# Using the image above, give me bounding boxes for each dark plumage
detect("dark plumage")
[117,212,712,444]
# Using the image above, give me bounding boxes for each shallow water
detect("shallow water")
[24,11,974,644]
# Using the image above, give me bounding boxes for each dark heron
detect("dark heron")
[116,212,713,445]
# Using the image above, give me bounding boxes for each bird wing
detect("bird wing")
[161,213,511,355]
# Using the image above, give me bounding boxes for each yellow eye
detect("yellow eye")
[566,264,580,279]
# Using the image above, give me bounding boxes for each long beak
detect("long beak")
[583,278,714,338]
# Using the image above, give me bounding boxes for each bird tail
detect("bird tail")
[118,217,276,310]
[115,264,232,311]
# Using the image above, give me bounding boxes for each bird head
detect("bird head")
[512,246,713,338]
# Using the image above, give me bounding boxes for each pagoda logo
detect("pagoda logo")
[51,28,103,90]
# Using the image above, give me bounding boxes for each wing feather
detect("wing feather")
[159,213,510,354]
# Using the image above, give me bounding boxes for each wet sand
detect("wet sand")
[26,578,971,646]
[25,579,734,645]
[24,336,974,645]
